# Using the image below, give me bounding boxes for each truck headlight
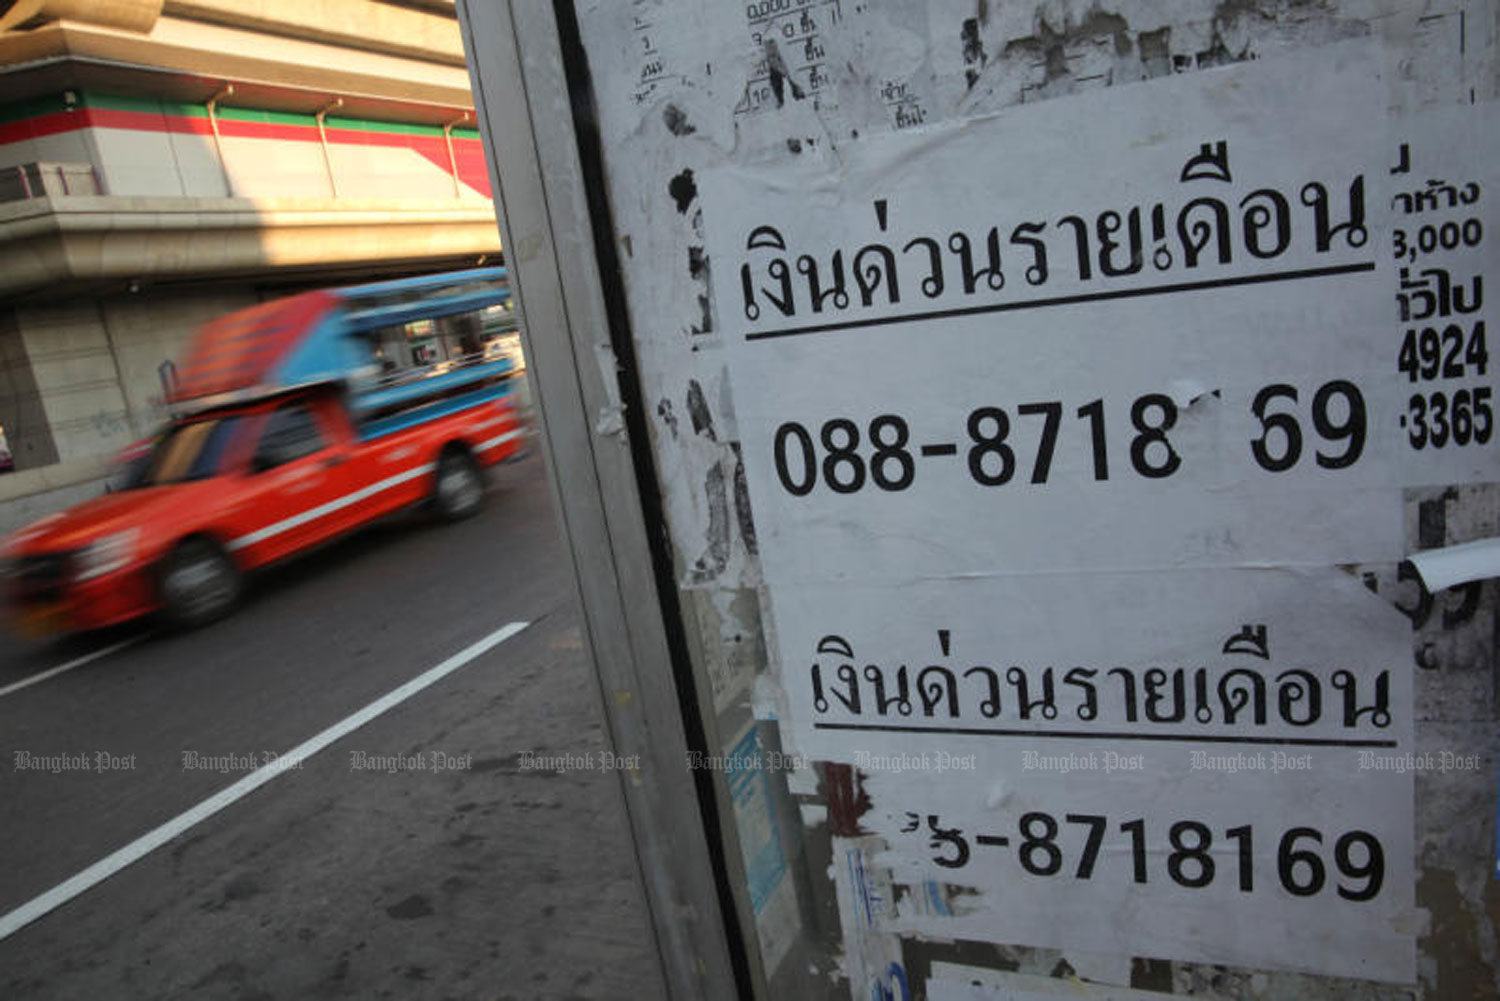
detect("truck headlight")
[75,530,139,581]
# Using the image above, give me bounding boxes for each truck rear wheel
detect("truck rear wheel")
[159,537,241,629]
[433,448,484,520]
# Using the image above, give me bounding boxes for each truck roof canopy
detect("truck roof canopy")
[169,268,511,412]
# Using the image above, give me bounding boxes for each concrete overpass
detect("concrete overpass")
[0,0,503,495]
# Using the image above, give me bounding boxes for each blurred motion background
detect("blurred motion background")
[0,0,522,535]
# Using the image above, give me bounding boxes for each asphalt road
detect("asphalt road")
[0,453,666,1000]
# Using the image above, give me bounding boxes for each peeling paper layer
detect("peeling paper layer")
[1407,538,1500,593]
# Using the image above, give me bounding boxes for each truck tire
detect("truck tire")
[433,448,484,520]
[159,537,241,629]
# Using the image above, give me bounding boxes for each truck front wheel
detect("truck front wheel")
[433,448,484,520]
[159,537,241,629]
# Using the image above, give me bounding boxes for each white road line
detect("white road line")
[0,637,144,699]
[0,619,530,942]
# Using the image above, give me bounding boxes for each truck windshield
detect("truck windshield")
[127,416,246,488]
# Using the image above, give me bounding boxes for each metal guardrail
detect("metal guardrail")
[0,162,104,202]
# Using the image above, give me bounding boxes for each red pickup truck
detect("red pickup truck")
[1,269,524,635]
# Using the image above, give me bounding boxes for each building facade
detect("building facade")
[0,0,500,487]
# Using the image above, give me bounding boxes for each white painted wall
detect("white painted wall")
[18,302,132,462]
[10,288,262,464]
[90,126,189,198]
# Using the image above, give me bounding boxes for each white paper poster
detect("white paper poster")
[767,566,1415,982]
[694,42,1490,987]
[704,45,1496,583]
[1386,103,1498,489]
[926,962,1181,1001]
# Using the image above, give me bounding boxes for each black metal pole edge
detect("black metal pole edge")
[549,3,757,998]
